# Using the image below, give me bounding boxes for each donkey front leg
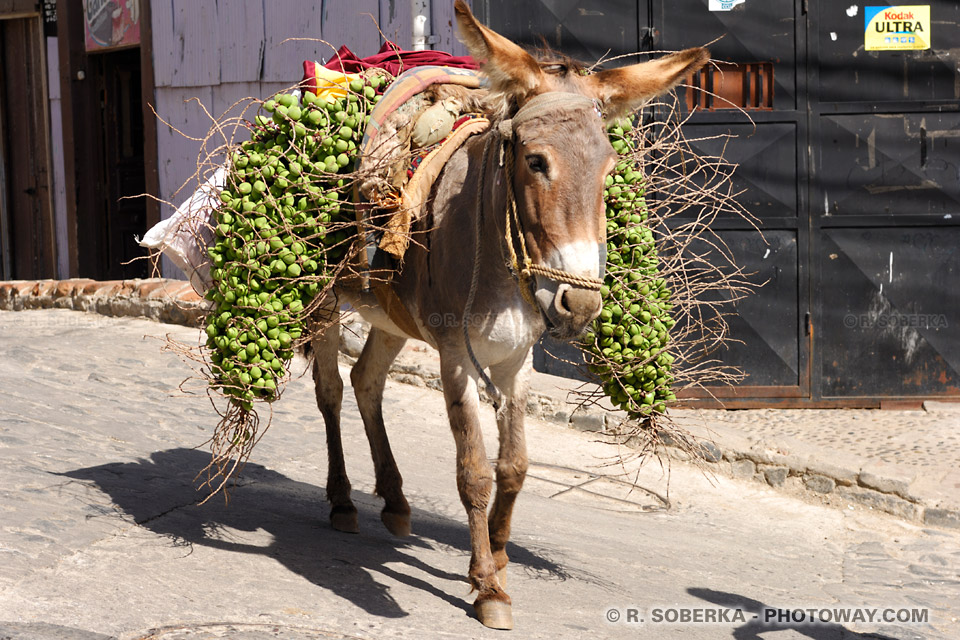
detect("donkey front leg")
[487,351,531,591]
[351,327,411,537]
[310,313,357,534]
[440,356,513,630]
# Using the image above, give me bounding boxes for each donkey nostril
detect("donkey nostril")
[553,284,575,318]
[558,290,572,314]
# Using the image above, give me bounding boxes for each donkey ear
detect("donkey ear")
[585,48,710,119]
[455,0,542,97]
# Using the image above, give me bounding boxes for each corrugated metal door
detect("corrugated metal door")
[472,0,960,406]
[810,0,960,400]
[656,0,809,403]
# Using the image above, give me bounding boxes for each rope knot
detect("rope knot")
[496,118,514,141]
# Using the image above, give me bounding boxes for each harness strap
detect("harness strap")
[373,284,426,342]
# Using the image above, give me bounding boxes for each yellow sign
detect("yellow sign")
[865,6,930,51]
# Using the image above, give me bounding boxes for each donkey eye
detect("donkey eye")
[526,154,548,174]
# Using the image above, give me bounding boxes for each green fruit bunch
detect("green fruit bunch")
[204,74,390,410]
[581,119,677,417]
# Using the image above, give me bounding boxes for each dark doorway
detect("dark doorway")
[89,47,148,279]
[0,16,57,280]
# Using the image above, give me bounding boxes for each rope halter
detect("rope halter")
[495,92,606,309]
[462,91,608,411]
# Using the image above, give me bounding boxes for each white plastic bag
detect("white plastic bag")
[140,168,225,294]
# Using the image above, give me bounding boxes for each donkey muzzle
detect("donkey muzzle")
[535,282,603,340]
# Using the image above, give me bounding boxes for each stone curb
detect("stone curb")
[3,277,957,531]
[0,278,206,328]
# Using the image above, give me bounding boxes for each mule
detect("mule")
[309,1,708,629]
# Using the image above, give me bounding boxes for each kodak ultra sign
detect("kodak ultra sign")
[865,6,931,51]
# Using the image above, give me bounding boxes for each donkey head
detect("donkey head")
[455,0,709,340]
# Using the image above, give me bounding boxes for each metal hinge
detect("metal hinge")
[804,312,812,336]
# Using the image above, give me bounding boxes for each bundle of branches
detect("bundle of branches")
[158,70,394,493]
[153,67,756,495]
[572,93,756,458]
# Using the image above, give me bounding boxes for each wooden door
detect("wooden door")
[0,16,56,280]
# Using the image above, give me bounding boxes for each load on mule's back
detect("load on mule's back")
[306,0,710,629]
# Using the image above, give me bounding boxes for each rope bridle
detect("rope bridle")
[497,93,606,305]
[462,92,607,410]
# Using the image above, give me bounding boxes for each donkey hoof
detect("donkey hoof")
[475,599,513,630]
[381,509,411,537]
[330,506,359,534]
[496,567,508,589]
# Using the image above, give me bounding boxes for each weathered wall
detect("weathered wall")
[45,36,70,279]
[150,0,467,278]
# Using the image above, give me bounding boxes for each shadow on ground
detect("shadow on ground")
[688,588,911,640]
[62,448,568,622]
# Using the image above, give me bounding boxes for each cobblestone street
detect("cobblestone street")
[1,309,958,639]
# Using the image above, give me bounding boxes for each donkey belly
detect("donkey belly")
[338,288,440,350]
[337,288,542,369]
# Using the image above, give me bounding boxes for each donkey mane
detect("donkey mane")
[456,47,592,121]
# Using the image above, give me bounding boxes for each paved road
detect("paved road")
[1,310,957,640]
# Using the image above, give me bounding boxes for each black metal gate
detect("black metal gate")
[809,1,960,403]
[475,0,960,406]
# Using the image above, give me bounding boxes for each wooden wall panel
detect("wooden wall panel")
[153,0,221,88]
[218,0,264,84]
[154,86,215,211]
[379,0,412,47]
[150,0,177,86]
[321,0,384,60]
[432,0,469,57]
[211,81,262,127]
[262,0,327,82]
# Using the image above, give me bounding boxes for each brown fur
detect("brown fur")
[311,1,710,628]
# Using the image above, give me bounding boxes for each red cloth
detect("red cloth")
[313,40,478,77]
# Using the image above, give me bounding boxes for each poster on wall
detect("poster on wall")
[864,6,931,50]
[83,0,140,52]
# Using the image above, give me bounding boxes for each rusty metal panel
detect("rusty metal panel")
[819,113,960,217]
[218,0,265,84]
[152,0,220,88]
[819,227,960,397]
[816,0,960,104]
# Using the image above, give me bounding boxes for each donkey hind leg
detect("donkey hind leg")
[440,356,513,630]
[311,314,357,533]
[350,327,411,537]
[487,351,532,591]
